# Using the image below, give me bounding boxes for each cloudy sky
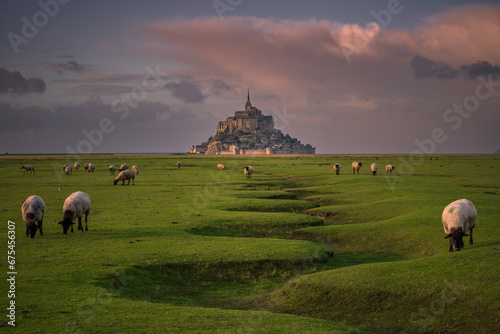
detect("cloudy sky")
[1,0,499,154]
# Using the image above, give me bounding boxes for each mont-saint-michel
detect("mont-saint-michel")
[190,91,315,155]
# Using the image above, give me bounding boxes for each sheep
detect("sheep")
[176,161,182,168]
[74,161,80,170]
[119,163,129,172]
[88,163,95,173]
[351,162,362,174]
[217,164,226,170]
[58,191,91,234]
[65,165,73,175]
[21,165,35,175]
[244,166,254,178]
[84,163,89,170]
[442,199,477,253]
[370,163,378,176]
[21,195,46,238]
[132,165,139,175]
[114,169,135,186]
[333,163,341,175]
[385,164,395,174]
[62,163,70,171]
[109,165,116,175]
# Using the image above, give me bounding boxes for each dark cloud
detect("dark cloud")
[66,60,85,72]
[0,68,46,95]
[211,78,231,95]
[410,56,460,80]
[461,60,500,79]
[164,80,205,103]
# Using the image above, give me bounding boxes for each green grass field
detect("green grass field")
[1,154,498,333]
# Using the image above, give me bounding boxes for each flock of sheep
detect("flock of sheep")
[20,159,476,252]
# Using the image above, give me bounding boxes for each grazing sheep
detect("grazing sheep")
[65,165,73,175]
[88,163,95,173]
[74,161,80,170]
[119,163,129,172]
[244,166,254,178]
[62,163,70,171]
[109,165,116,175]
[21,165,35,175]
[370,163,378,176]
[351,162,362,174]
[58,191,91,234]
[333,163,341,175]
[176,161,182,168]
[385,165,395,174]
[132,165,139,175]
[21,195,46,238]
[84,163,89,170]
[442,199,477,253]
[114,170,135,186]
[217,164,226,170]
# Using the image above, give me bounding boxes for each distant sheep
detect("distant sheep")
[351,162,362,174]
[88,163,95,173]
[114,170,135,186]
[217,164,226,170]
[21,165,35,175]
[385,165,395,174]
[442,199,477,252]
[65,165,73,175]
[176,161,182,168]
[74,161,80,170]
[109,165,116,175]
[62,163,70,171]
[370,163,378,176]
[84,163,89,170]
[333,163,341,175]
[21,195,46,238]
[244,166,254,178]
[119,163,129,171]
[58,191,91,234]
[132,165,139,175]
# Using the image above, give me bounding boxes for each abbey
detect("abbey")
[190,90,315,155]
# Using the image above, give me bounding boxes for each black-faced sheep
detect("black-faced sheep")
[58,191,91,234]
[65,165,73,175]
[109,165,116,175]
[244,166,254,178]
[370,163,378,176]
[217,164,226,170]
[385,164,395,174]
[114,170,135,186]
[176,161,182,168]
[84,163,89,170]
[21,165,35,175]
[62,163,70,171]
[442,199,477,253]
[21,195,46,238]
[333,163,341,175]
[132,165,139,175]
[88,163,95,173]
[351,162,362,174]
[119,163,128,171]
[74,161,80,170]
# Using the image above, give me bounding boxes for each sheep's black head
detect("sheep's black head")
[114,179,119,185]
[445,231,468,252]
[58,220,74,234]
[358,162,362,166]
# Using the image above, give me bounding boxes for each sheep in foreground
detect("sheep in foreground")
[351,162,362,174]
[65,165,73,175]
[333,163,341,175]
[176,161,182,168]
[217,164,226,170]
[58,191,91,234]
[442,199,477,253]
[114,170,135,186]
[109,165,116,175]
[119,163,129,172]
[244,166,254,178]
[21,165,35,175]
[88,163,95,173]
[84,163,89,170]
[74,161,80,170]
[21,195,46,238]
[386,165,395,174]
[132,165,139,175]
[370,163,378,176]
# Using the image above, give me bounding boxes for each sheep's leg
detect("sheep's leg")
[132,177,134,185]
[78,217,83,231]
[26,225,29,237]
[448,239,453,253]
[84,212,88,231]
[469,226,474,245]
[39,219,43,236]
[70,222,74,233]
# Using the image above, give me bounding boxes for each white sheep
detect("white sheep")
[244,166,254,178]
[21,195,46,238]
[351,162,362,174]
[21,165,35,175]
[74,161,80,170]
[62,163,70,171]
[217,164,226,170]
[333,163,341,175]
[65,165,73,175]
[114,170,135,186]
[84,163,89,170]
[176,161,182,168]
[119,163,129,171]
[442,199,477,252]
[88,163,95,173]
[385,164,395,174]
[132,165,139,175]
[109,165,116,175]
[370,163,378,176]
[58,191,91,234]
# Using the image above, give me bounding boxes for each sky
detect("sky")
[0,0,499,154]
